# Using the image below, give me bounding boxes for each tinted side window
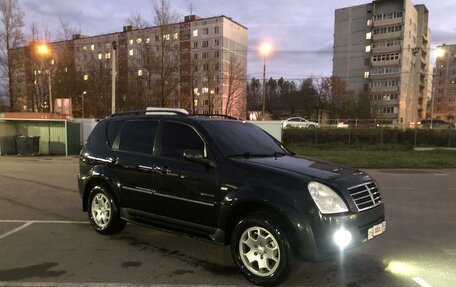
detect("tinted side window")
[118,120,158,154]
[161,122,204,159]
[107,119,125,147]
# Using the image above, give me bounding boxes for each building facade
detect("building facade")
[432,44,456,122]
[333,0,431,126]
[9,15,248,119]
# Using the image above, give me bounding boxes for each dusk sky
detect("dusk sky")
[18,0,456,82]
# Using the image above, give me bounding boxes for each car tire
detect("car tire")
[87,185,126,235]
[231,214,293,286]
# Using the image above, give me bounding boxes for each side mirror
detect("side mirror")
[183,150,217,168]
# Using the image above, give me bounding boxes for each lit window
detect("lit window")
[365,45,371,53]
[98,53,103,60]
[51,59,55,65]
[129,49,134,56]
[146,37,150,44]
[366,32,372,40]
[138,69,143,76]
[173,33,179,40]
[83,74,89,81]
[105,52,111,59]
[136,38,142,44]
[90,44,95,51]
[364,71,370,79]
[163,34,171,41]
[83,46,87,51]
[129,39,134,45]
[193,29,198,37]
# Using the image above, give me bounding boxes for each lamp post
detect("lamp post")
[37,43,53,113]
[433,45,449,129]
[81,91,87,118]
[259,42,272,120]
[111,41,117,114]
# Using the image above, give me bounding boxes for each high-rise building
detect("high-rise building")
[9,15,248,119]
[432,44,456,122]
[333,0,431,126]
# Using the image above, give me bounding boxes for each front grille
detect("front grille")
[348,181,382,212]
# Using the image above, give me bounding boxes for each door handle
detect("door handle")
[109,156,119,165]
[155,166,171,174]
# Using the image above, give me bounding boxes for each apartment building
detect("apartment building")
[9,15,248,119]
[432,44,456,122]
[333,0,431,126]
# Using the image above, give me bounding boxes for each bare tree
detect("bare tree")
[152,0,180,107]
[225,53,246,118]
[0,0,24,110]
[57,17,80,41]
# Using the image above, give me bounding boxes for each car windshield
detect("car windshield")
[203,121,287,157]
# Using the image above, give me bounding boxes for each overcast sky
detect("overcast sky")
[18,0,456,81]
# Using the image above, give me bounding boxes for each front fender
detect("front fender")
[218,185,319,257]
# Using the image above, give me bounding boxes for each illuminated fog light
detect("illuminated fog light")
[333,228,352,249]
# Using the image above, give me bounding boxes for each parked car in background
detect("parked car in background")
[282,117,318,129]
[416,119,453,128]
[337,119,378,128]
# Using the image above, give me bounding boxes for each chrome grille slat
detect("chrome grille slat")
[348,181,382,212]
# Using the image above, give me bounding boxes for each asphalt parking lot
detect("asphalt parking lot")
[0,156,455,287]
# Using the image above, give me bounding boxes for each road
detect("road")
[0,156,455,287]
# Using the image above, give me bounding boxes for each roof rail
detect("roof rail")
[192,114,239,120]
[110,108,189,117]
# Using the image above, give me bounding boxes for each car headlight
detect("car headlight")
[308,181,348,214]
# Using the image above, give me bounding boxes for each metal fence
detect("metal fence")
[283,125,456,149]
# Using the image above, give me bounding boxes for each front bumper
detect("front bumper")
[297,203,385,260]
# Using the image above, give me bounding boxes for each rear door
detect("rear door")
[109,120,159,214]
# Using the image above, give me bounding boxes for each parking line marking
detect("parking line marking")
[0,222,33,240]
[413,277,433,287]
[0,220,88,224]
[0,283,247,287]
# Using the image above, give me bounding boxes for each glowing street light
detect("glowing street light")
[36,43,53,113]
[259,42,272,120]
[37,43,49,56]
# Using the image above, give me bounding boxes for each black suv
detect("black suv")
[78,110,385,286]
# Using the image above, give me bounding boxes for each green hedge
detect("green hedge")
[283,127,456,148]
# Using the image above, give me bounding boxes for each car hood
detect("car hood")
[236,155,361,180]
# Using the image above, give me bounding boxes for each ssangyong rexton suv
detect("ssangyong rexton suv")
[78,110,385,286]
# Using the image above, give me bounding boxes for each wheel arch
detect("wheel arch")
[82,167,122,212]
[222,200,301,256]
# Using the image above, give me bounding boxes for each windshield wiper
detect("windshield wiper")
[273,152,287,158]
[228,152,287,158]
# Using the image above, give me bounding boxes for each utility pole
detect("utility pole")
[111,41,117,114]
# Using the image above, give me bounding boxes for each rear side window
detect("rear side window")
[161,122,204,159]
[118,120,158,154]
[107,120,125,147]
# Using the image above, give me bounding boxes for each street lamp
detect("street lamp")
[36,43,53,113]
[259,42,272,120]
[432,45,449,129]
[81,91,87,118]
[111,41,117,114]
